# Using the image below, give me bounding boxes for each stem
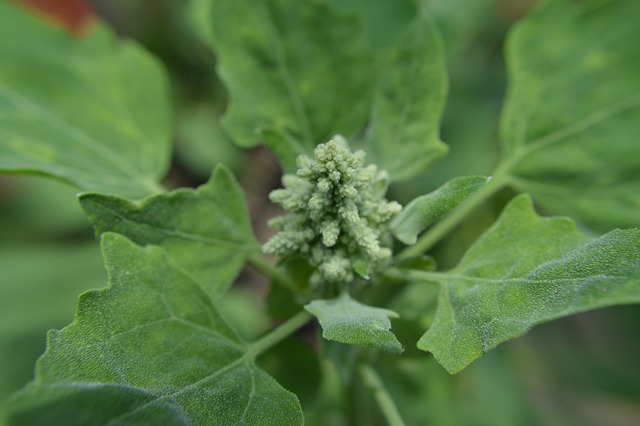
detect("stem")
[245,310,312,360]
[247,252,298,293]
[359,364,406,426]
[146,180,168,194]
[383,267,445,284]
[398,173,508,259]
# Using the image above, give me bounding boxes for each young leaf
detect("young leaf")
[7,233,303,425]
[0,3,171,198]
[418,194,640,373]
[391,176,489,244]
[190,0,374,170]
[500,0,640,231]
[305,293,403,354]
[365,11,449,181]
[79,165,258,302]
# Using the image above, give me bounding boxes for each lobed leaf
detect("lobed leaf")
[391,176,489,244]
[418,194,640,373]
[79,165,258,302]
[305,293,403,354]
[7,233,303,425]
[191,0,374,171]
[191,0,450,180]
[500,0,640,231]
[0,3,171,197]
[364,11,449,181]
[0,244,106,418]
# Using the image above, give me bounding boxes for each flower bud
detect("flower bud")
[263,136,401,286]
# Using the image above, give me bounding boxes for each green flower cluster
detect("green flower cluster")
[264,135,401,287]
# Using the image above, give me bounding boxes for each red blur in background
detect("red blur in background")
[15,0,95,34]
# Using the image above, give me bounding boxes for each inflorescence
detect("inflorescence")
[263,135,401,287]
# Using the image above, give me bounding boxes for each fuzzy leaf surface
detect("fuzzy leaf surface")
[79,165,257,301]
[191,0,374,170]
[0,3,171,197]
[500,0,640,231]
[305,293,403,353]
[419,194,640,373]
[7,234,303,425]
[365,12,449,181]
[391,176,489,244]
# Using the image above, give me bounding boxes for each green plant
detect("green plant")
[2,0,640,424]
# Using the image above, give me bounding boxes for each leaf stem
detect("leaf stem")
[245,310,312,360]
[383,267,444,284]
[398,173,508,259]
[359,364,406,426]
[144,179,169,194]
[247,252,298,293]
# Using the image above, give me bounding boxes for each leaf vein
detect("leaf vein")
[0,82,150,183]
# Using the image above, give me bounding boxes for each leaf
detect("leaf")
[391,176,489,244]
[79,165,258,302]
[0,244,105,338]
[305,293,403,353]
[7,233,303,425]
[499,0,640,231]
[190,0,374,170]
[364,11,449,181]
[328,0,417,49]
[418,194,640,373]
[0,3,171,198]
[0,243,105,418]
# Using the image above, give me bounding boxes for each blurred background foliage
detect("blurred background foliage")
[0,0,638,425]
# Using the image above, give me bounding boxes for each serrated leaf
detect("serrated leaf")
[500,0,640,231]
[7,233,303,425]
[418,194,640,373]
[305,293,403,353]
[365,12,449,181]
[391,176,489,244]
[0,3,171,198]
[0,243,105,418]
[79,164,258,301]
[191,0,374,170]
[0,244,105,338]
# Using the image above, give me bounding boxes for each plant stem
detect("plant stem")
[245,309,312,360]
[359,364,406,426]
[398,173,508,259]
[141,178,169,194]
[383,267,445,284]
[247,252,298,293]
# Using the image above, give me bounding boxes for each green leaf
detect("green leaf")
[0,244,105,339]
[418,194,640,373]
[500,0,640,231]
[0,243,105,419]
[365,11,449,181]
[305,293,403,353]
[191,0,374,170]
[0,3,171,197]
[7,233,303,425]
[328,0,417,49]
[79,165,258,302]
[391,176,489,244]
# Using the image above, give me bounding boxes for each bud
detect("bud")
[263,136,401,286]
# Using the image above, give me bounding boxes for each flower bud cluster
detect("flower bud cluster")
[263,135,402,287]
